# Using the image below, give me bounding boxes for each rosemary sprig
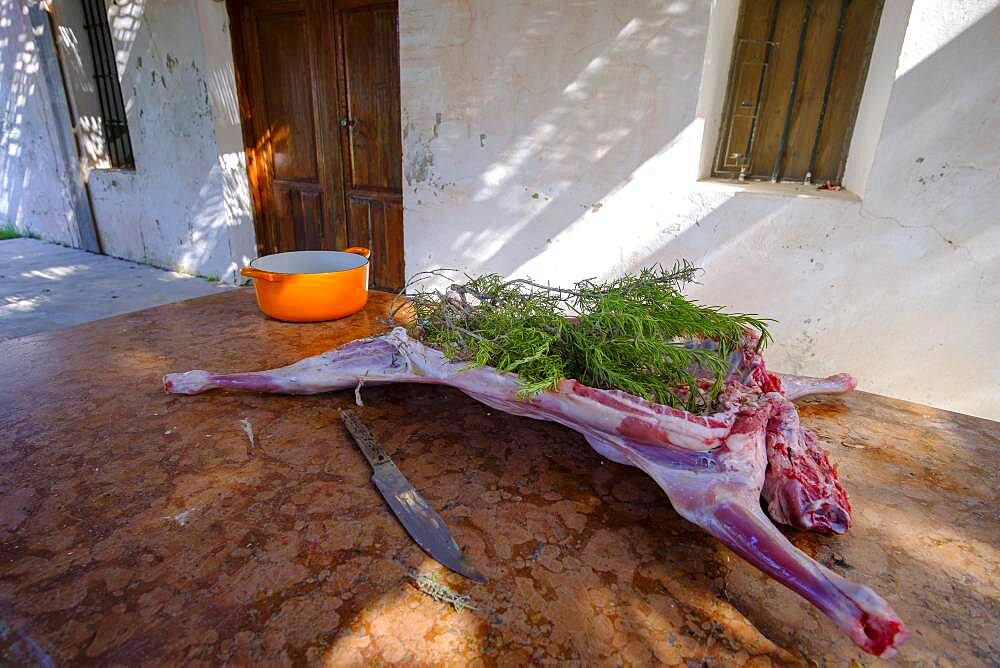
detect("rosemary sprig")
[398,263,773,413]
[408,572,478,612]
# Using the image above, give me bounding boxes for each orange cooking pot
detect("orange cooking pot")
[240,248,370,322]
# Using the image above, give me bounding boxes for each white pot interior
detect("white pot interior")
[252,250,367,274]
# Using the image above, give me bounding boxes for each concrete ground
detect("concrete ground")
[0,238,234,340]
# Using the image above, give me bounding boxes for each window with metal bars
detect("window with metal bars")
[81,0,134,169]
[713,0,883,186]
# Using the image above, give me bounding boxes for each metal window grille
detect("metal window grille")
[81,0,134,169]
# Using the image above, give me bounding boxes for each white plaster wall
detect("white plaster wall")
[0,2,83,245]
[77,0,255,283]
[400,0,1000,420]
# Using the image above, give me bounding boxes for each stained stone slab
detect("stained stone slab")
[0,289,996,665]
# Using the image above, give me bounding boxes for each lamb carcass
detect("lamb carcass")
[163,328,905,657]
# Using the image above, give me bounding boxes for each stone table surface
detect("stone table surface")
[0,289,997,666]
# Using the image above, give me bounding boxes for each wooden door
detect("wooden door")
[230,0,341,254]
[229,0,404,290]
[335,0,404,290]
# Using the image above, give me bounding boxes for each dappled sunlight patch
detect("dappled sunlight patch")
[403,1,714,279]
[1,2,41,230]
[323,559,486,664]
[108,0,144,75]
[0,294,44,314]
[18,264,90,280]
[207,63,241,127]
[512,119,733,282]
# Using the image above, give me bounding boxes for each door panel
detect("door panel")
[341,3,402,192]
[347,192,404,290]
[257,12,318,181]
[272,181,324,251]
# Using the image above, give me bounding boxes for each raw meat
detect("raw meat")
[164,328,906,656]
[716,335,854,535]
[762,392,852,534]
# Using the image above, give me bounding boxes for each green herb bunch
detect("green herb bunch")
[392,263,772,413]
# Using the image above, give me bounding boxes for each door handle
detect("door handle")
[339,118,357,128]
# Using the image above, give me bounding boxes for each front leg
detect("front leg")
[163,333,419,395]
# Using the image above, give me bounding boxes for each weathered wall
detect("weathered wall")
[73,0,255,283]
[0,2,87,245]
[399,0,1000,419]
[2,1,256,280]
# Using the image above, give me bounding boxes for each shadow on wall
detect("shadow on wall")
[1,2,102,247]
[100,0,252,284]
[0,0,252,282]
[409,1,995,288]
[90,0,214,273]
[404,0,712,276]
[627,4,1000,415]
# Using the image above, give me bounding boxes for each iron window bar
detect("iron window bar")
[81,0,134,169]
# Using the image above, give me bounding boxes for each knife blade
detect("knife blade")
[340,409,486,583]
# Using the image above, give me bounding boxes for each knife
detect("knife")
[340,409,487,583]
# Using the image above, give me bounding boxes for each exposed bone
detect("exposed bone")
[775,372,857,401]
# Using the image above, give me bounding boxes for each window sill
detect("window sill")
[89,167,137,174]
[696,178,861,202]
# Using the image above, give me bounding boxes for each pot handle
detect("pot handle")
[344,246,371,259]
[240,266,282,282]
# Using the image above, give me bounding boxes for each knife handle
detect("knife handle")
[340,410,390,467]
